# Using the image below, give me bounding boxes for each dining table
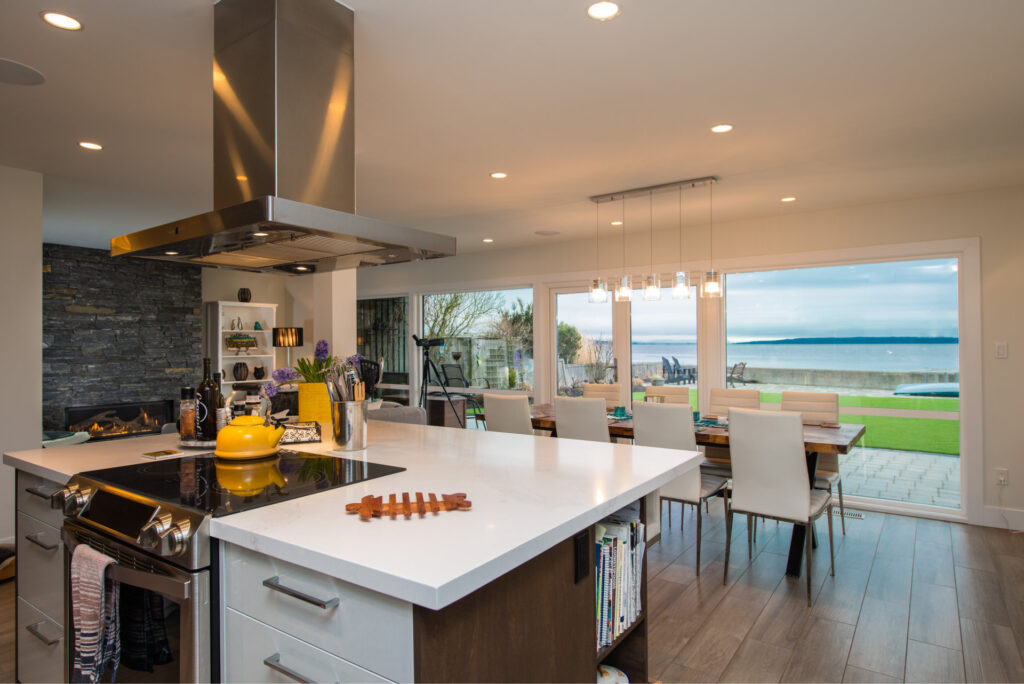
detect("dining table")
[512,403,866,577]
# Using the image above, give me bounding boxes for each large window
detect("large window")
[356,296,409,384]
[726,258,960,508]
[630,285,698,405]
[421,288,533,391]
[555,291,613,396]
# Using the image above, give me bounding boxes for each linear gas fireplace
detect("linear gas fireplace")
[64,400,174,441]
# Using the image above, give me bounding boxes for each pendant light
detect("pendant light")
[672,185,691,299]
[700,179,723,298]
[588,201,608,303]
[642,190,661,301]
[614,196,632,302]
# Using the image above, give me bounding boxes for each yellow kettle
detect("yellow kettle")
[215,457,285,497]
[214,415,286,459]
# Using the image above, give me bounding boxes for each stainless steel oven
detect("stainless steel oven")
[62,521,210,682]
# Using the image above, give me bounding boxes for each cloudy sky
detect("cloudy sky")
[555,258,959,343]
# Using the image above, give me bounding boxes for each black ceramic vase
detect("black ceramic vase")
[237,288,252,303]
[233,362,249,381]
[253,364,266,380]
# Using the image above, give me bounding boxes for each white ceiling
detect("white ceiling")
[2,0,1023,254]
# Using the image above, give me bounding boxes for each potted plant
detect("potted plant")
[264,339,337,424]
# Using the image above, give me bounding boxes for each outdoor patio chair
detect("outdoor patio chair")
[439,363,486,422]
[725,408,835,605]
[727,361,748,387]
[633,402,728,575]
[781,391,845,534]
[672,357,685,383]
[662,357,680,383]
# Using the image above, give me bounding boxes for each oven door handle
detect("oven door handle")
[263,653,315,684]
[62,528,191,600]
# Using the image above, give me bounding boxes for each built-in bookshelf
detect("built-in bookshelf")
[203,301,278,399]
[595,498,649,683]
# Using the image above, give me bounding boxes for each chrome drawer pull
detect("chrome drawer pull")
[262,575,339,609]
[24,486,54,500]
[263,653,315,683]
[24,532,58,551]
[26,621,60,646]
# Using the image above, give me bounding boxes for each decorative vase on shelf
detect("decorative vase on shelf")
[253,363,265,380]
[298,382,332,425]
[237,288,252,303]
[233,362,249,381]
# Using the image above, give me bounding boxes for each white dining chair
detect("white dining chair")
[644,385,691,404]
[633,402,728,575]
[781,391,845,534]
[701,387,762,478]
[483,394,534,435]
[724,408,834,605]
[553,397,609,442]
[582,383,621,410]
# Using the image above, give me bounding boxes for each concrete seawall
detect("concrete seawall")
[630,362,958,391]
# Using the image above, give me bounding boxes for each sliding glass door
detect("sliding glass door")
[725,258,961,509]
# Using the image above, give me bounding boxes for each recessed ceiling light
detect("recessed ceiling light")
[164,251,179,256]
[610,220,623,226]
[41,12,82,30]
[587,2,621,21]
[482,238,494,243]
[78,141,102,150]
[710,123,734,133]
[780,196,797,203]
[294,265,310,271]
[489,172,508,179]
[236,175,248,182]
[252,231,268,237]
[387,253,397,258]
[535,230,560,236]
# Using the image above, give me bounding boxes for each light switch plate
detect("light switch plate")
[996,341,1009,359]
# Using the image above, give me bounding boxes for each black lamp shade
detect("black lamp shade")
[273,327,303,348]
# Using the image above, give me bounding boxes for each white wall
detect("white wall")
[358,184,1024,519]
[0,166,43,543]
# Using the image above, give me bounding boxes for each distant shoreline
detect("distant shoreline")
[731,336,958,345]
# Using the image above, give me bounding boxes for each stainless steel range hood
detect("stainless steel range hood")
[111,0,455,274]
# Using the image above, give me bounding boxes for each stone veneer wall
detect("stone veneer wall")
[42,243,203,430]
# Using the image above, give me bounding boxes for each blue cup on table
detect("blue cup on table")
[613,405,626,418]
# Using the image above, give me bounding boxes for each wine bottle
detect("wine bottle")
[196,358,220,440]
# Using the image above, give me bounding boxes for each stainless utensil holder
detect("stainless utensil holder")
[330,400,367,451]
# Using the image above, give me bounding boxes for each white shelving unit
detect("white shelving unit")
[204,301,278,398]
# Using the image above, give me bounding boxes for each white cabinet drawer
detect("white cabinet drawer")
[224,608,392,683]
[17,512,65,624]
[17,597,65,684]
[16,471,63,528]
[223,543,413,682]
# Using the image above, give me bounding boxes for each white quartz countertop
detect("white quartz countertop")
[5,422,698,610]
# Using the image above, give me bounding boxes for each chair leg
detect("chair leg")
[753,516,758,545]
[695,500,702,576]
[827,506,835,577]
[838,480,846,535]
[723,508,733,585]
[805,520,814,607]
[746,514,753,560]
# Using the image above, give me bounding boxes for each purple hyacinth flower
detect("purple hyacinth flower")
[272,367,300,383]
[261,381,279,398]
[346,353,367,367]
[314,339,329,362]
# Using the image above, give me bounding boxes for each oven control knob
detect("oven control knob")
[59,486,92,517]
[166,520,191,556]
[51,485,78,510]
[137,513,173,549]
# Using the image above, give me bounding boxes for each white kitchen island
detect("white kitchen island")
[6,420,699,683]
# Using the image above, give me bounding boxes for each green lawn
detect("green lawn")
[630,389,959,455]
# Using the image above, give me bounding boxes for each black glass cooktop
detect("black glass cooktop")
[79,450,405,517]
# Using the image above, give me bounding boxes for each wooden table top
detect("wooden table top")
[524,403,865,455]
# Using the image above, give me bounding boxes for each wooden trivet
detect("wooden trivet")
[345,492,471,521]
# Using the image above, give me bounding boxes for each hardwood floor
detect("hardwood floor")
[647,500,1024,683]
[0,580,14,684]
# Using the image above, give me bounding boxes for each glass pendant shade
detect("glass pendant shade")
[642,274,661,301]
[614,275,633,302]
[588,278,609,303]
[671,271,691,299]
[700,270,723,298]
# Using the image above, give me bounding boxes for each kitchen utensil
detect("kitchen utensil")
[345,492,472,521]
[329,399,367,451]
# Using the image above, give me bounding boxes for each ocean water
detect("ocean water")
[632,342,959,372]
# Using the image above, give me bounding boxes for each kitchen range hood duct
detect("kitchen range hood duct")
[111,0,455,273]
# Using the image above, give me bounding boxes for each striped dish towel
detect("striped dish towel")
[71,544,121,683]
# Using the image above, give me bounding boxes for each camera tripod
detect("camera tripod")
[413,335,465,428]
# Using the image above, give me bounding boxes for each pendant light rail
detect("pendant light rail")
[589,175,719,204]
